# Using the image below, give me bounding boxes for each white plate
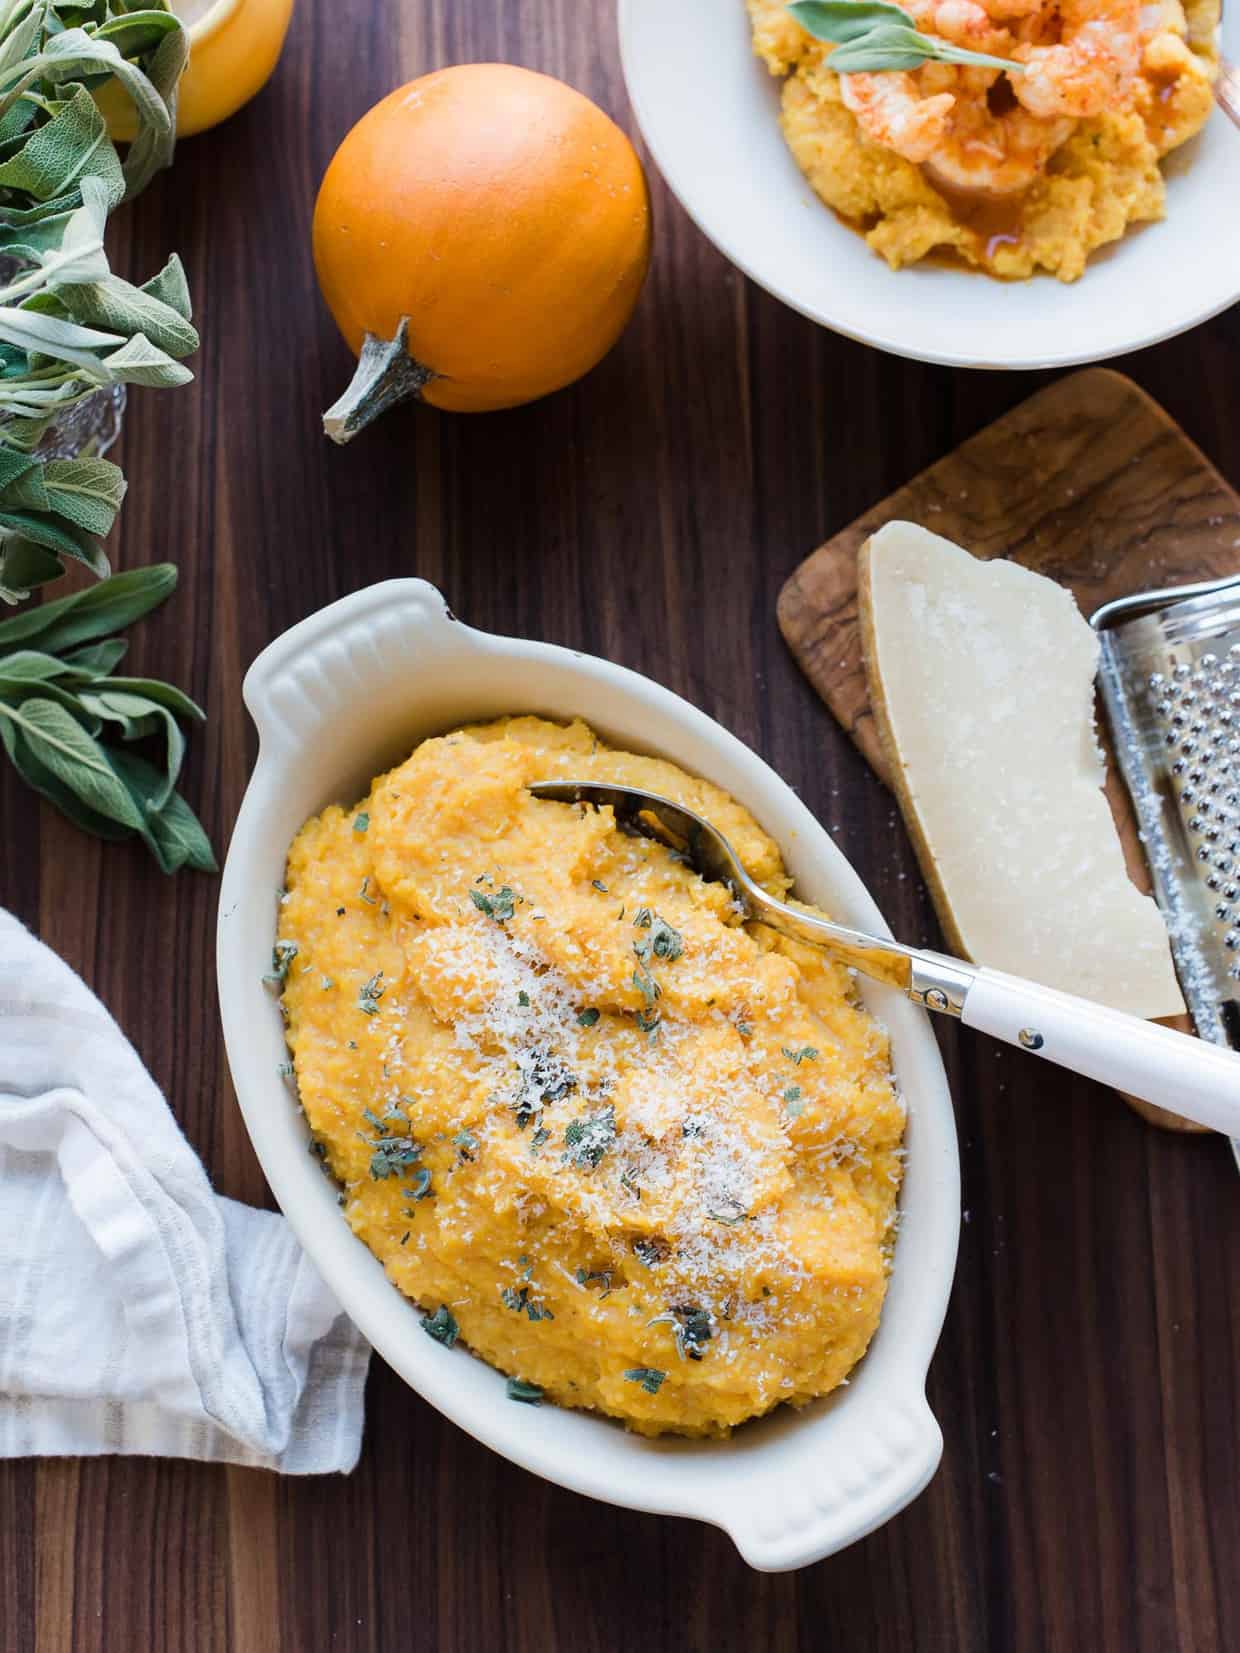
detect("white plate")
[617,0,1240,368]
[217,581,960,1571]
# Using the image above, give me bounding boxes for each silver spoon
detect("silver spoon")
[1218,54,1240,129]
[1215,0,1239,129]
[529,781,1240,1134]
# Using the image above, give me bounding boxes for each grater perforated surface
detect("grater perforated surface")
[1095,576,1240,1086]
[1151,647,1240,980]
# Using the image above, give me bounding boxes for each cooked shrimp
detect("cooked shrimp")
[839,70,957,163]
[842,60,1071,189]
[981,0,1046,19]
[1138,0,1189,40]
[925,70,1074,191]
[904,0,1014,50]
[1012,0,1142,116]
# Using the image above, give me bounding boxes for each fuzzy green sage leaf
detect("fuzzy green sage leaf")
[0,564,213,871]
[0,562,177,653]
[789,0,912,42]
[787,0,1023,73]
[0,4,204,870]
[0,4,194,603]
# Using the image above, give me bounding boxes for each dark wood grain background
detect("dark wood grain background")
[3,2,1239,1649]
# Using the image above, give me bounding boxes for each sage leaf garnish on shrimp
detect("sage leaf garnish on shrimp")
[786,0,1024,73]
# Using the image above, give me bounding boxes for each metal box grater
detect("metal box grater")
[1094,573,1240,1164]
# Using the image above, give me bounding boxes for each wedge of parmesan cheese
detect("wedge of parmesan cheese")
[858,521,1185,1020]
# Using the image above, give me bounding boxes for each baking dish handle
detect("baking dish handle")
[720,1393,943,1572]
[241,579,456,756]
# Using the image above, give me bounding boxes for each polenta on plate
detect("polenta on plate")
[747,0,1218,281]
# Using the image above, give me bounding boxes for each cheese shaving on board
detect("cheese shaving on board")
[859,522,1184,1020]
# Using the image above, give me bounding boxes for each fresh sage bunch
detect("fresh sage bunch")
[0,0,210,870]
[0,564,214,871]
[787,0,1023,73]
[0,0,196,603]
[0,170,197,602]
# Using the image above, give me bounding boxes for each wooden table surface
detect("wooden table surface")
[3,3,1240,1650]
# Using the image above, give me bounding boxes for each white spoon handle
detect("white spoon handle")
[961,966,1240,1133]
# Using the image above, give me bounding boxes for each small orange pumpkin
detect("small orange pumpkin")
[313,63,652,434]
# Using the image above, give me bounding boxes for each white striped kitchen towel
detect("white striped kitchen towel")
[0,908,370,1472]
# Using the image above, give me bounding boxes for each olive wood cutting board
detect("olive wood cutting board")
[778,368,1240,1131]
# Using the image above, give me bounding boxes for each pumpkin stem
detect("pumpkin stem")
[322,318,435,444]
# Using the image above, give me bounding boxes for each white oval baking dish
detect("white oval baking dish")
[216,579,960,1571]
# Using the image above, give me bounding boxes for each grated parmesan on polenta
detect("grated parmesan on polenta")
[276,717,905,1436]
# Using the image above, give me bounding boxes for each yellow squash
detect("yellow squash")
[100,0,295,140]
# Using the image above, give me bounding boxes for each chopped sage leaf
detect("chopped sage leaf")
[422,1305,458,1347]
[369,1138,421,1179]
[624,1367,666,1395]
[501,1284,554,1322]
[407,1165,433,1200]
[506,1377,543,1404]
[264,940,298,984]
[634,908,684,960]
[782,1045,820,1064]
[514,1048,577,1127]
[454,1129,478,1162]
[470,884,517,922]
[650,1303,713,1361]
[709,1199,748,1226]
[561,1103,617,1171]
[353,812,369,833]
[576,1007,600,1028]
[632,959,661,1004]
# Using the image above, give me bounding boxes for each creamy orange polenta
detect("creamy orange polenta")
[277,717,904,1436]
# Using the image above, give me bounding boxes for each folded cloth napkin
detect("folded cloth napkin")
[0,909,370,1472]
